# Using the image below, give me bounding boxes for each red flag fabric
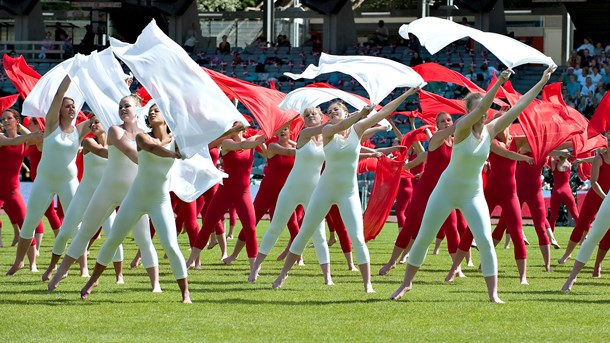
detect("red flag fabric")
[363,154,407,241]
[3,55,41,100]
[413,63,483,92]
[0,94,19,111]
[136,87,152,105]
[203,67,298,138]
[357,158,378,173]
[587,91,610,138]
[400,125,435,149]
[418,89,466,125]
[505,91,583,166]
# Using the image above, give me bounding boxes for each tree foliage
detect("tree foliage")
[197,0,258,12]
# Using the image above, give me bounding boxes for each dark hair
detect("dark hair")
[145,104,171,134]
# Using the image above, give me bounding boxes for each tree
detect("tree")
[197,0,257,11]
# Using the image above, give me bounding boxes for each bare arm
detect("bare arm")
[428,125,456,151]
[44,75,71,138]
[136,133,181,159]
[296,123,327,148]
[454,70,512,142]
[266,142,296,158]
[108,126,138,164]
[76,119,92,141]
[590,155,606,199]
[403,151,427,170]
[354,87,420,137]
[322,106,372,139]
[375,146,406,155]
[0,132,42,147]
[82,137,108,158]
[488,67,554,137]
[490,140,533,164]
[221,135,266,153]
[209,123,246,149]
[362,125,388,142]
[390,118,404,141]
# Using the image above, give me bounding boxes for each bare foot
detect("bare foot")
[182,291,192,304]
[130,258,140,269]
[432,247,440,255]
[324,277,334,286]
[558,255,570,265]
[11,237,18,246]
[272,274,288,289]
[523,237,530,245]
[223,255,237,265]
[297,257,305,266]
[42,267,55,282]
[80,270,90,278]
[348,264,358,272]
[80,280,98,300]
[592,269,601,278]
[562,277,577,292]
[226,234,233,240]
[327,236,337,247]
[551,241,561,250]
[445,270,457,283]
[457,270,466,278]
[490,296,505,304]
[390,283,412,300]
[116,274,125,284]
[520,278,529,285]
[399,253,408,264]
[30,264,39,273]
[7,262,23,275]
[545,265,553,273]
[467,259,474,267]
[379,262,396,276]
[152,283,162,293]
[207,240,218,250]
[249,263,261,283]
[365,283,375,293]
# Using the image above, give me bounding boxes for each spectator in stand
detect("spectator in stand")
[183,33,197,54]
[577,37,595,57]
[577,66,590,87]
[601,63,610,86]
[54,22,67,45]
[567,50,581,68]
[581,76,597,98]
[580,49,593,68]
[407,33,421,54]
[590,66,603,85]
[566,73,582,99]
[218,35,231,54]
[375,20,389,46]
[409,51,423,67]
[595,42,604,57]
[594,81,607,106]
[480,63,499,88]
[38,31,53,60]
[599,50,609,65]
[276,34,291,48]
[80,25,95,54]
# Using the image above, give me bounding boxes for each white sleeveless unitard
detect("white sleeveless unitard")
[290,129,370,264]
[409,126,498,277]
[97,139,187,279]
[66,134,157,269]
[258,139,330,264]
[20,127,80,240]
[52,152,121,262]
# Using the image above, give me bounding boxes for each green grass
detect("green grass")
[0,215,608,342]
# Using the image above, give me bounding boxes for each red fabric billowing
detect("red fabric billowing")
[289,117,304,140]
[418,90,466,125]
[203,67,298,138]
[357,158,378,173]
[400,125,435,149]
[505,91,583,166]
[0,94,19,111]
[578,161,593,182]
[3,55,41,100]
[413,63,483,92]
[136,87,152,106]
[587,91,610,138]
[509,123,525,137]
[363,154,407,242]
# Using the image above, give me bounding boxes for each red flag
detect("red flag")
[505,92,583,166]
[2,55,41,100]
[357,158,378,173]
[203,67,299,138]
[136,87,152,106]
[400,125,435,149]
[0,94,19,111]
[413,63,483,92]
[418,90,466,125]
[363,154,407,241]
[587,91,610,138]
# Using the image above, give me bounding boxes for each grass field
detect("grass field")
[0,214,608,342]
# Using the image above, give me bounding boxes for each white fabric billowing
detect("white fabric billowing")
[278,86,391,130]
[109,20,248,158]
[169,146,228,202]
[22,58,85,120]
[284,53,425,105]
[68,49,130,131]
[399,17,556,69]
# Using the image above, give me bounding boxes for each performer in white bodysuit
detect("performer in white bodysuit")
[48,94,159,292]
[273,88,419,292]
[8,76,91,275]
[81,104,190,303]
[249,107,331,284]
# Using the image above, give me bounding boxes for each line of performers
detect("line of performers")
[0,67,606,303]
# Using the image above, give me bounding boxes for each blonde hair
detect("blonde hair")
[303,107,323,117]
[120,93,143,108]
[464,92,483,112]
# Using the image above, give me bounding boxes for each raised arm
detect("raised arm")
[0,132,42,147]
[76,119,92,141]
[362,125,389,142]
[297,122,327,148]
[322,106,373,139]
[44,75,71,138]
[354,87,420,137]
[108,126,139,164]
[209,123,246,149]
[428,125,456,151]
[488,67,554,137]
[136,133,181,159]
[82,137,108,158]
[390,118,404,141]
[454,70,512,142]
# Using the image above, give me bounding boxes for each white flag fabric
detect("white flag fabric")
[23,58,85,120]
[110,19,248,158]
[284,53,425,105]
[279,86,391,130]
[399,17,556,69]
[169,147,227,202]
[68,48,131,131]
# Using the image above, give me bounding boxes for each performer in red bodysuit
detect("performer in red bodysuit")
[548,155,579,234]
